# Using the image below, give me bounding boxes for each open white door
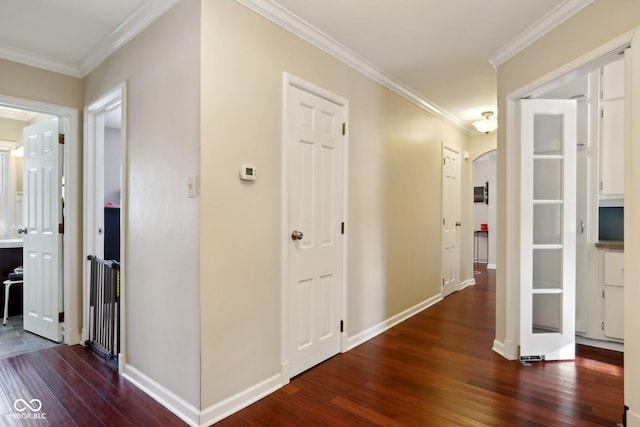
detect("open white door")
[441,145,460,297]
[519,99,576,362]
[285,83,344,378]
[22,117,62,342]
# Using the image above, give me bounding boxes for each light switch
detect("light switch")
[187,175,197,198]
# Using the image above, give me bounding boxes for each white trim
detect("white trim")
[78,0,180,76]
[347,294,442,350]
[486,263,497,270]
[83,82,128,370]
[122,364,200,427]
[234,0,472,135]
[492,339,506,358]
[0,95,80,346]
[280,73,349,381]
[628,410,640,427]
[575,336,623,352]
[489,0,594,68]
[199,374,282,427]
[502,32,636,362]
[0,0,178,78]
[459,279,476,290]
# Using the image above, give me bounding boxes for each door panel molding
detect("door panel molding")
[281,73,348,382]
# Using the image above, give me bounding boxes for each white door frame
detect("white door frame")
[502,32,636,362]
[0,94,81,345]
[83,82,127,372]
[280,73,348,383]
[441,143,461,297]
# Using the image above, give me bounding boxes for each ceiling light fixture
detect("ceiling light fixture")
[472,111,498,134]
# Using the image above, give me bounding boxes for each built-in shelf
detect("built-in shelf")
[532,288,563,294]
[533,154,564,160]
[533,199,563,205]
[533,244,563,250]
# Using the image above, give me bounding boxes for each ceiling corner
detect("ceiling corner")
[489,0,594,68]
[78,0,181,77]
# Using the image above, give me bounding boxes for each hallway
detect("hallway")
[0,265,624,425]
[219,265,623,426]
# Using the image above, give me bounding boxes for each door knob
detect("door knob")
[291,230,304,241]
[17,227,27,235]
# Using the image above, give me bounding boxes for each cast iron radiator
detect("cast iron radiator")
[85,255,120,363]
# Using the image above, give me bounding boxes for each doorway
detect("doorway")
[504,46,629,360]
[0,96,81,351]
[281,75,347,381]
[84,84,126,370]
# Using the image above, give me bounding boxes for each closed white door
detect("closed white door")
[22,117,62,342]
[286,84,344,378]
[519,99,576,361]
[441,145,460,297]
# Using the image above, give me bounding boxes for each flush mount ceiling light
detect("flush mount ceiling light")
[472,111,498,134]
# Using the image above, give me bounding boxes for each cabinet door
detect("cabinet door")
[600,99,624,197]
[603,251,624,340]
[602,58,624,101]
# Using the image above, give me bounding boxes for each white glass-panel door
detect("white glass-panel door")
[520,99,577,361]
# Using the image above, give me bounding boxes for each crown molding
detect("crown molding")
[78,0,180,77]
[0,43,82,78]
[0,0,179,78]
[489,0,594,69]
[235,0,474,135]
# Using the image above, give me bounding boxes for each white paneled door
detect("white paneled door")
[441,145,460,297]
[286,83,344,378]
[22,117,62,342]
[519,99,576,361]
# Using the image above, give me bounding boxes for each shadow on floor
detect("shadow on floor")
[0,315,59,359]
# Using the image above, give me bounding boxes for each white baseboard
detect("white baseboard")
[199,374,282,427]
[492,339,506,358]
[122,364,200,427]
[628,408,640,427]
[64,326,82,345]
[576,336,624,352]
[459,279,475,290]
[346,294,442,350]
[487,263,496,270]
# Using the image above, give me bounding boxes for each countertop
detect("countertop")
[595,240,624,250]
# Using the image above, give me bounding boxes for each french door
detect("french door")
[519,99,577,361]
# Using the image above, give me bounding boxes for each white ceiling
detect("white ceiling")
[0,0,593,133]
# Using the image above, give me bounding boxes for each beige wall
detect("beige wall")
[496,0,640,415]
[200,0,470,408]
[84,0,201,408]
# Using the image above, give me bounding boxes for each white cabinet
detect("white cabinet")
[603,251,624,340]
[599,58,624,199]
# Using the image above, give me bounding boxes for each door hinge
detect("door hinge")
[443,218,445,226]
[602,289,605,298]
[58,312,65,323]
[58,133,65,145]
[443,158,446,165]
[601,321,605,331]
[342,122,346,136]
[601,109,604,118]
[340,320,344,333]
[341,222,345,234]
[442,278,444,287]
[59,223,64,234]
[600,181,603,191]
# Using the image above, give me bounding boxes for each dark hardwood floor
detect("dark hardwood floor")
[0,265,624,426]
[0,345,186,426]
[219,265,624,426]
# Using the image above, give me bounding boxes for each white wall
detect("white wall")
[104,127,121,206]
[83,0,201,409]
[472,151,496,267]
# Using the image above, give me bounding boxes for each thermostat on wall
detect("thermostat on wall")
[240,165,257,181]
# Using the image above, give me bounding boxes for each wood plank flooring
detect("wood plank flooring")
[0,265,624,426]
[219,265,624,426]
[0,345,186,426]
